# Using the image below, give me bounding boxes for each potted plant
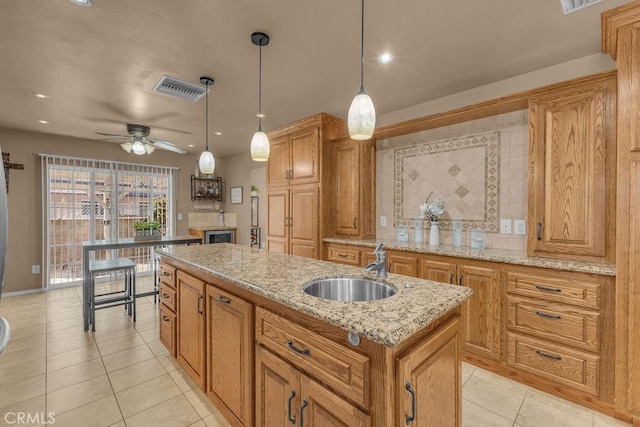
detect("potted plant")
[250,185,259,197]
[133,221,161,240]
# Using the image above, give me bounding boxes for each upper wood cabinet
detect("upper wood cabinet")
[267,126,320,187]
[333,137,376,239]
[528,72,616,263]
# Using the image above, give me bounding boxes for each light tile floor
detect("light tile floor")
[0,278,632,427]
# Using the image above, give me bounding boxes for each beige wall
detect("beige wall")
[216,153,266,247]
[0,128,199,293]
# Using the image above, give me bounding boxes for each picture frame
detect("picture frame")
[251,196,259,227]
[230,186,243,204]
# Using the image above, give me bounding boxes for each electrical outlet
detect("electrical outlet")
[177,213,183,221]
[380,216,387,227]
[32,265,40,274]
[500,219,512,234]
[514,220,527,235]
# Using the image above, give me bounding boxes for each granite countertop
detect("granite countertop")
[188,226,236,231]
[157,244,473,347]
[324,237,616,276]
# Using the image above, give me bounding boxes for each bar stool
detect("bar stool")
[88,258,136,331]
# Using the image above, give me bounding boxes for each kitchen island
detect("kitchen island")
[157,243,472,427]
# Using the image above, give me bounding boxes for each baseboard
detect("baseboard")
[2,287,46,297]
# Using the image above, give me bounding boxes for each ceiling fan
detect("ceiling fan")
[95,124,186,155]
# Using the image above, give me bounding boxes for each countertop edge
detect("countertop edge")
[324,238,616,276]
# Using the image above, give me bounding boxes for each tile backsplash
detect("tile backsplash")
[377,110,528,251]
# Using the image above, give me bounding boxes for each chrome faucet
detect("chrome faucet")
[365,243,388,278]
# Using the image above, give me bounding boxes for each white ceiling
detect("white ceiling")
[0,0,629,159]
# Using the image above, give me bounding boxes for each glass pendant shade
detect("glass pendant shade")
[348,89,376,140]
[131,140,147,155]
[250,130,270,162]
[198,149,215,175]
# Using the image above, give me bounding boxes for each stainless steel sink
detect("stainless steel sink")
[303,277,397,302]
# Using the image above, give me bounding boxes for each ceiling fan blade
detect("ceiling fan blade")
[151,139,186,154]
[96,132,129,139]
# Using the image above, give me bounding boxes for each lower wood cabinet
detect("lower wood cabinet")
[397,316,461,427]
[387,251,418,276]
[255,345,371,427]
[159,262,177,357]
[206,284,253,426]
[418,257,502,362]
[159,304,176,357]
[177,270,206,390]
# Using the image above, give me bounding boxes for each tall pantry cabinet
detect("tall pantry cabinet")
[266,113,346,259]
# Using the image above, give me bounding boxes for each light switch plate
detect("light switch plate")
[177,213,183,221]
[500,219,512,234]
[380,216,387,227]
[514,220,527,235]
[32,265,40,274]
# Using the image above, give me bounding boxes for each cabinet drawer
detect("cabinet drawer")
[507,333,599,396]
[160,263,176,289]
[159,283,177,312]
[507,296,599,351]
[255,307,369,408]
[160,305,177,357]
[326,246,361,266]
[506,272,600,309]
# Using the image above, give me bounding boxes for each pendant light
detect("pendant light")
[250,31,270,162]
[348,0,376,140]
[198,76,216,175]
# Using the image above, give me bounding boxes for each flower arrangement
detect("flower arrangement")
[420,192,445,222]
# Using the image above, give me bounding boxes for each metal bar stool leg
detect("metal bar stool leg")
[131,271,136,322]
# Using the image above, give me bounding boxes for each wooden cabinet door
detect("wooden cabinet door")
[255,345,301,427]
[388,252,418,277]
[334,139,360,236]
[529,76,615,260]
[396,316,460,427]
[177,271,206,390]
[159,305,176,357]
[289,186,319,259]
[267,189,289,254]
[207,285,253,426]
[290,126,320,186]
[300,375,371,427]
[458,264,502,361]
[267,136,291,187]
[418,258,457,284]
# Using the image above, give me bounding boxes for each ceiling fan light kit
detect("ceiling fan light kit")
[348,0,376,140]
[250,31,270,162]
[198,76,216,175]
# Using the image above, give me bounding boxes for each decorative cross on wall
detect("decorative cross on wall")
[2,152,24,193]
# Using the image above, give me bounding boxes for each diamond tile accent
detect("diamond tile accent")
[448,165,461,177]
[455,186,469,199]
[408,169,419,181]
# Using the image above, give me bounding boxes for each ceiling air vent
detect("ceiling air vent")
[152,75,207,102]
[560,0,604,15]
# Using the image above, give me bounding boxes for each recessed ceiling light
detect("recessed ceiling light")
[378,52,393,64]
[214,131,223,136]
[70,0,92,5]
[187,144,195,148]
[33,93,49,99]
[256,113,266,118]
[37,120,50,124]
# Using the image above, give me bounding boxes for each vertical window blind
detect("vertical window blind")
[40,154,179,289]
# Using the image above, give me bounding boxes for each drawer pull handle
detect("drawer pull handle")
[299,399,308,427]
[197,295,203,314]
[287,340,310,356]
[162,315,170,322]
[536,349,562,361]
[535,284,562,293]
[405,381,416,425]
[216,295,231,304]
[337,253,348,258]
[458,275,463,286]
[162,293,170,299]
[537,222,542,240]
[287,390,296,424]
[535,311,561,320]
[162,271,171,277]
[449,273,454,284]
[353,217,358,229]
